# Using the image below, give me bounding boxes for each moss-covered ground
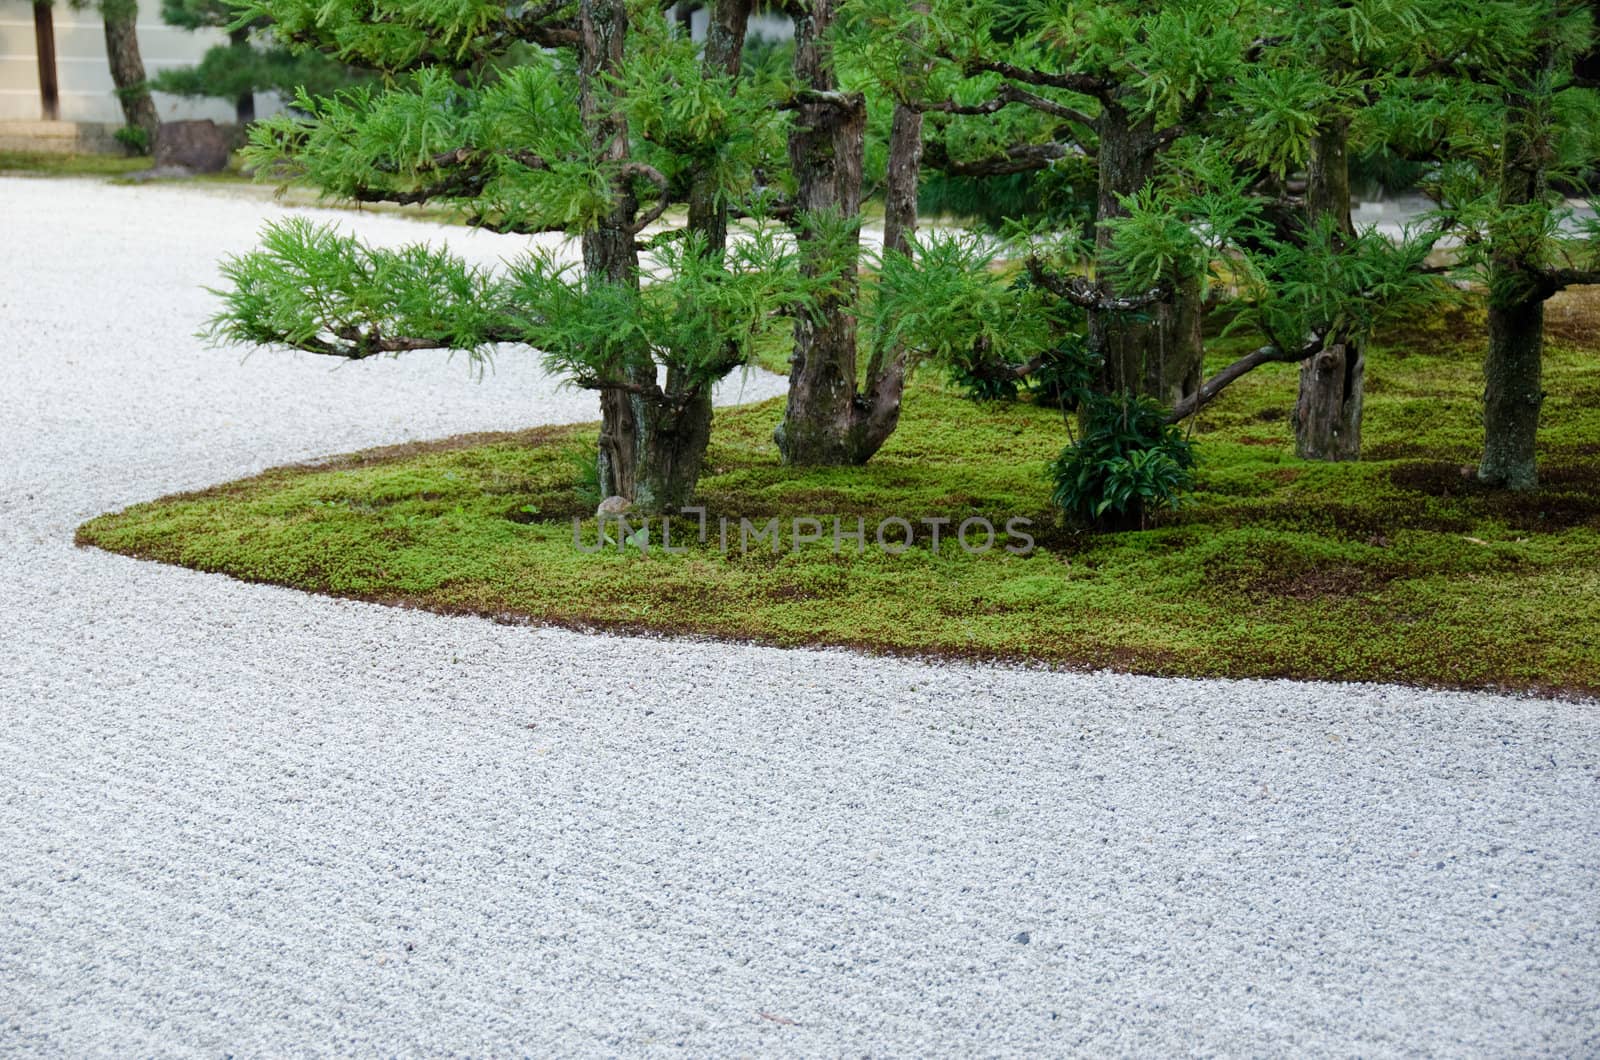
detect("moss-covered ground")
[77,297,1600,697]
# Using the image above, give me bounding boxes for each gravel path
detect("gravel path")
[2,177,1597,1057]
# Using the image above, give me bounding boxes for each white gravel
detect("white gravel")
[2,176,1597,1057]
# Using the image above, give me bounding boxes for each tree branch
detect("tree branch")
[957,57,1110,99]
[622,162,672,234]
[1543,266,1600,291]
[923,139,1076,177]
[1024,258,1167,310]
[1166,332,1328,423]
[914,82,1096,126]
[571,374,667,400]
[286,321,522,360]
[779,88,864,111]
[350,148,551,207]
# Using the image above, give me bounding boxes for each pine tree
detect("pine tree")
[896,0,1257,407]
[1226,0,1434,461]
[204,0,798,511]
[1425,0,1600,490]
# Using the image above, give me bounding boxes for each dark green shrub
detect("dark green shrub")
[1050,393,1196,529]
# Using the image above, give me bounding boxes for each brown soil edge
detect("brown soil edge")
[73,424,1600,705]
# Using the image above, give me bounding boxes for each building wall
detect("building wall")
[0,0,280,124]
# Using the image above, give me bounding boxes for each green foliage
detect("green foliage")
[205,218,506,360]
[1050,393,1197,526]
[151,41,366,103]
[868,232,1050,368]
[503,222,805,393]
[114,124,151,155]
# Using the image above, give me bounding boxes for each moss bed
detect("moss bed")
[78,299,1600,698]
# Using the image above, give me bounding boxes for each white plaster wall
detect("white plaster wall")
[0,0,282,123]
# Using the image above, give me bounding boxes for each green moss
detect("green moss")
[77,301,1600,697]
[0,151,147,177]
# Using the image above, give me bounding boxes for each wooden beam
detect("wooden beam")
[33,2,59,121]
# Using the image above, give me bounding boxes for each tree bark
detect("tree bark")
[686,0,751,260]
[1293,116,1364,460]
[775,0,871,466]
[857,87,926,460]
[1478,46,1554,491]
[101,0,159,146]
[1088,104,1201,405]
[579,0,730,511]
[580,0,642,503]
[881,103,924,258]
[1481,293,1543,489]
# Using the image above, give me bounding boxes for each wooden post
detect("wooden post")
[33,2,60,121]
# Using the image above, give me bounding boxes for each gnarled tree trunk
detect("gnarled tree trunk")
[775,0,870,465]
[1089,103,1202,406]
[1293,116,1364,460]
[775,0,916,466]
[586,0,750,511]
[101,0,158,146]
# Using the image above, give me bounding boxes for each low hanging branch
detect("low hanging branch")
[954,56,1111,99]
[287,321,524,360]
[349,148,552,207]
[913,82,1097,127]
[922,139,1077,177]
[1165,331,1329,423]
[1542,265,1600,292]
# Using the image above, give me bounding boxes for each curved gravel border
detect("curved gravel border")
[1,177,1597,1057]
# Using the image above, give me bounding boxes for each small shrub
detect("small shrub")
[1051,393,1197,529]
[115,124,150,156]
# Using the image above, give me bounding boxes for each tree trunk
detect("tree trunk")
[634,374,715,512]
[595,0,749,511]
[1294,339,1364,460]
[686,0,752,260]
[1088,104,1201,405]
[101,0,158,146]
[1293,116,1364,460]
[580,0,642,502]
[775,0,874,466]
[581,0,729,511]
[229,27,255,126]
[1480,292,1543,489]
[881,102,923,259]
[1478,46,1554,491]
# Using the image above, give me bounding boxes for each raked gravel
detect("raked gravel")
[1,176,1597,1057]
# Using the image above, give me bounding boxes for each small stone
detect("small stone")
[1012,931,1031,945]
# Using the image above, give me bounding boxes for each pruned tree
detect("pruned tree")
[897,0,1255,407]
[206,0,796,511]
[1425,0,1600,490]
[99,0,159,148]
[1225,0,1434,460]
